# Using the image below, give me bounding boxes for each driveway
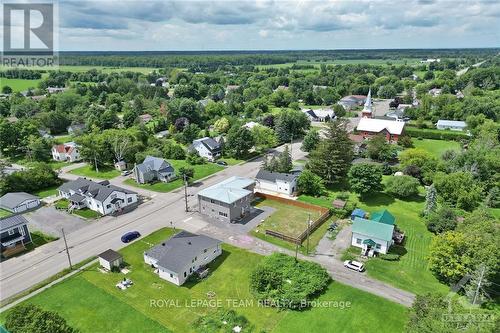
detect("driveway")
[23,207,90,238]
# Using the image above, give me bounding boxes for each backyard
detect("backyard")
[412,138,461,158]
[299,180,449,296]
[69,165,121,179]
[123,160,223,193]
[0,228,408,333]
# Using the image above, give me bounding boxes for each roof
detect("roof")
[68,193,86,203]
[356,118,405,135]
[136,156,174,174]
[352,217,394,242]
[197,176,255,204]
[145,231,221,272]
[256,169,297,183]
[351,208,366,217]
[371,209,395,225]
[0,192,39,210]
[98,249,122,262]
[436,120,467,128]
[53,142,78,154]
[194,137,222,153]
[332,199,346,209]
[58,178,136,203]
[0,215,29,232]
[340,95,366,102]
[303,108,335,119]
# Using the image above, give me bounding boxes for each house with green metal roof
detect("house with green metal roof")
[371,209,395,225]
[351,217,395,254]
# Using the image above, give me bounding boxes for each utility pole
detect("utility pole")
[94,155,99,173]
[295,243,299,262]
[61,228,73,270]
[183,173,188,212]
[306,213,311,256]
[290,133,293,160]
[472,264,486,305]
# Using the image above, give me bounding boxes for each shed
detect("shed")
[351,208,366,220]
[98,249,123,271]
[332,199,346,209]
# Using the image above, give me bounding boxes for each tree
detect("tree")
[251,125,277,152]
[385,175,420,198]
[308,120,353,185]
[377,85,397,99]
[428,231,470,284]
[274,108,310,143]
[225,126,254,158]
[162,140,186,160]
[301,129,320,152]
[424,184,438,215]
[213,117,230,134]
[348,163,383,196]
[178,166,194,181]
[297,170,325,196]
[433,172,483,211]
[1,85,12,94]
[464,264,492,306]
[25,135,51,162]
[5,304,78,333]
[0,163,61,195]
[426,206,457,234]
[276,145,292,173]
[399,148,438,184]
[186,150,205,165]
[366,134,396,161]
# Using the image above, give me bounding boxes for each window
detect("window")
[189,267,192,273]
[128,197,133,203]
[184,272,187,277]
[110,194,117,199]
[8,229,15,236]
[376,244,381,249]
[356,238,362,245]
[194,256,197,261]
[170,273,173,278]
[97,204,100,208]
[204,249,207,253]
[106,204,111,209]
[218,212,227,217]
[210,199,215,204]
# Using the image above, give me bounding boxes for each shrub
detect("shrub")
[426,206,457,234]
[405,127,468,141]
[386,175,420,198]
[249,253,330,310]
[193,309,254,333]
[5,304,79,333]
[379,253,400,261]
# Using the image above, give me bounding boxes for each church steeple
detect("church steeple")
[362,88,373,117]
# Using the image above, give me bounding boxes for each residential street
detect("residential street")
[0,141,414,307]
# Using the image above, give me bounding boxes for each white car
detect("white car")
[344,260,365,272]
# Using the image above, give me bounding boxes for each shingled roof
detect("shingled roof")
[58,178,136,203]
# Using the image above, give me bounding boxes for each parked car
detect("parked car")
[327,223,338,231]
[216,160,228,166]
[121,231,141,243]
[121,170,132,176]
[344,260,365,272]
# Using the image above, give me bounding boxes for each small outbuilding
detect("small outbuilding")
[351,208,367,220]
[0,192,40,213]
[98,249,123,271]
[332,199,346,209]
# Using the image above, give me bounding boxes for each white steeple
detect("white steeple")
[363,88,372,114]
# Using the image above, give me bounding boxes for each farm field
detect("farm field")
[0,228,408,333]
[412,138,461,158]
[0,77,43,92]
[256,58,421,69]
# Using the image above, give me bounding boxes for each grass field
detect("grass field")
[69,165,120,179]
[299,180,448,296]
[412,138,461,158]
[256,58,421,70]
[1,228,408,333]
[124,160,223,193]
[0,209,12,218]
[32,185,60,198]
[0,77,43,92]
[72,208,101,219]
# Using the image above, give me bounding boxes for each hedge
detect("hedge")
[405,127,469,141]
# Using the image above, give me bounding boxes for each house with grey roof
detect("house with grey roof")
[190,137,222,162]
[67,123,86,136]
[1,215,32,258]
[0,192,40,213]
[197,176,255,223]
[133,156,175,184]
[436,120,467,131]
[255,169,299,197]
[58,178,138,216]
[144,231,222,286]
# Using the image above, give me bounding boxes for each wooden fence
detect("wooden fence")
[256,192,331,245]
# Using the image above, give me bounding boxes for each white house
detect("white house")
[351,216,395,255]
[144,231,222,286]
[302,108,335,122]
[190,137,222,162]
[58,178,138,216]
[52,142,81,162]
[0,192,40,213]
[436,120,467,131]
[255,169,299,197]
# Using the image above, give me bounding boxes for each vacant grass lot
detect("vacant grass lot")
[1,77,43,92]
[412,138,461,158]
[299,180,448,296]
[69,165,120,179]
[33,185,60,198]
[2,228,408,333]
[0,209,11,218]
[124,160,223,193]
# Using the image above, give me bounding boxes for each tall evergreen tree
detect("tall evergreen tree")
[307,119,353,184]
[424,184,437,215]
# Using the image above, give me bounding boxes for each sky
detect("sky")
[5,0,500,51]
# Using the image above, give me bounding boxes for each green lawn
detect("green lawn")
[412,138,461,158]
[2,228,409,333]
[1,77,43,92]
[69,165,120,179]
[33,185,60,198]
[0,209,11,218]
[299,181,448,296]
[29,231,58,248]
[54,199,69,210]
[124,160,223,193]
[73,208,101,219]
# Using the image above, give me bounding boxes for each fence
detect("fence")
[255,192,331,245]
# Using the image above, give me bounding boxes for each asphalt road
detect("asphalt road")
[0,141,415,307]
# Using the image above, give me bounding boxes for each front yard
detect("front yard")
[69,165,121,179]
[1,228,408,333]
[0,209,11,218]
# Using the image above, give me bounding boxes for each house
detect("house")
[371,209,395,225]
[351,208,367,220]
[361,88,373,118]
[302,108,335,122]
[198,176,255,223]
[47,87,67,94]
[351,217,394,255]
[273,85,289,92]
[198,99,211,108]
[420,58,440,63]
[312,85,328,91]
[255,169,298,196]
[114,160,127,171]
[67,123,85,136]
[428,88,442,97]
[144,231,222,286]
[225,85,240,95]
[0,192,40,213]
[190,137,222,162]
[154,130,170,138]
[356,118,405,143]
[58,178,138,215]
[1,215,32,257]
[98,249,123,271]
[133,156,175,184]
[243,121,259,129]
[51,142,81,162]
[436,120,467,131]
[139,114,153,124]
[338,95,366,110]
[38,129,53,139]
